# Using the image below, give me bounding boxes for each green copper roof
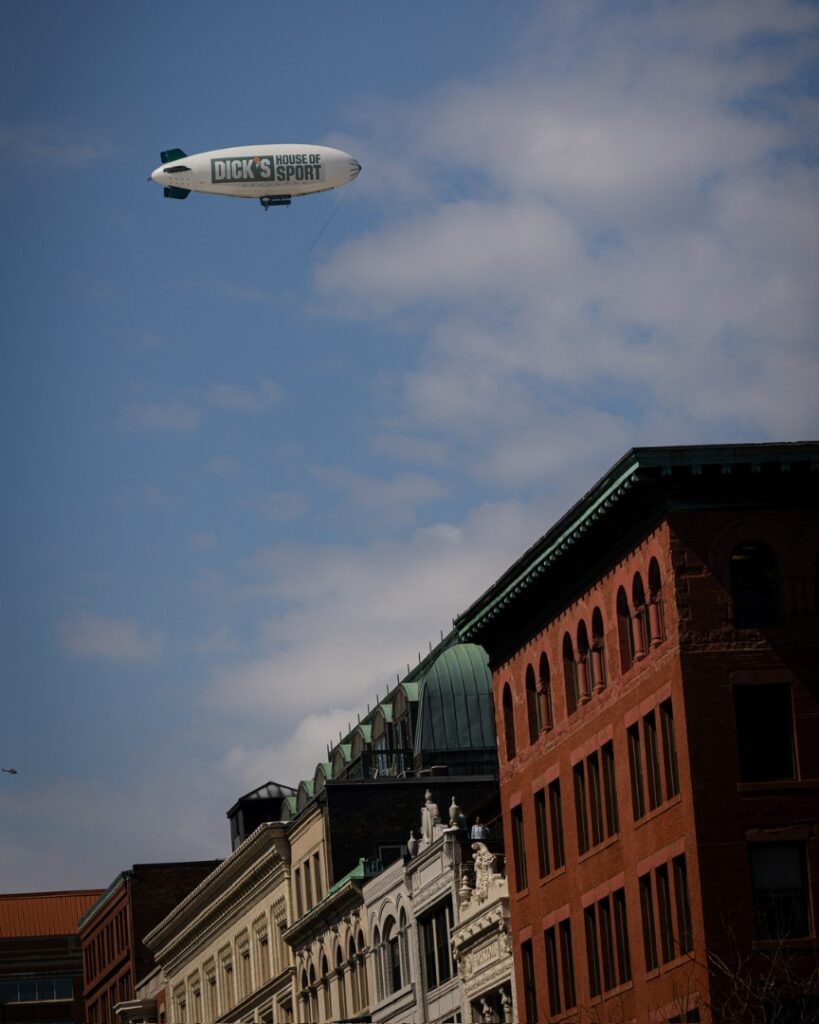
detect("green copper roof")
[414,643,495,752]
[400,681,420,702]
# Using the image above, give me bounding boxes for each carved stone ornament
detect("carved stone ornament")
[407,829,419,858]
[421,789,441,845]
[471,842,497,904]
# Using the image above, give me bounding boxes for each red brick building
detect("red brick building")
[0,889,103,1024]
[78,862,219,1024]
[456,443,819,1023]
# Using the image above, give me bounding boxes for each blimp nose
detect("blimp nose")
[350,159,362,179]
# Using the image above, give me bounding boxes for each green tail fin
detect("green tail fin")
[163,186,190,200]
[160,147,187,164]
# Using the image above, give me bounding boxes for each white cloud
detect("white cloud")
[208,379,281,412]
[314,0,819,479]
[190,532,217,550]
[0,765,229,891]
[255,490,308,523]
[58,610,163,661]
[311,466,446,529]
[222,709,356,791]
[0,122,116,166]
[209,500,545,723]
[206,455,240,475]
[121,400,200,432]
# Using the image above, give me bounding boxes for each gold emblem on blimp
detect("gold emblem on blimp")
[254,156,261,165]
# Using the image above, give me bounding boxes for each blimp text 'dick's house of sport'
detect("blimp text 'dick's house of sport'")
[149,143,361,209]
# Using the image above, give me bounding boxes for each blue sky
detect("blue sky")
[1,1,818,890]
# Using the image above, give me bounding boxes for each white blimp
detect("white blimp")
[149,144,361,210]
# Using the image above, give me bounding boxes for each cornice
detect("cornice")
[282,881,363,950]
[146,824,288,967]
[78,872,132,931]
[456,442,819,646]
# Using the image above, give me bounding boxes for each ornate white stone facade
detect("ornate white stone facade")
[363,792,513,1024]
[451,843,515,1024]
[145,824,295,1024]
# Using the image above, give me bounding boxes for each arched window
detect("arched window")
[372,926,382,1001]
[538,653,553,730]
[357,930,369,1008]
[576,621,592,703]
[383,918,401,994]
[371,708,391,775]
[648,558,665,644]
[398,909,411,987]
[563,633,579,715]
[502,683,516,760]
[300,970,309,1022]
[349,936,359,1013]
[525,664,540,743]
[393,687,413,753]
[331,746,348,779]
[321,957,332,1019]
[591,607,607,691]
[730,542,779,627]
[632,573,649,658]
[308,965,318,1024]
[335,946,347,1019]
[617,586,634,672]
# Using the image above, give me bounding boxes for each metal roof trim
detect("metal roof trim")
[78,871,133,930]
[456,460,639,638]
[455,441,819,640]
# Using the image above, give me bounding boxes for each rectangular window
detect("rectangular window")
[549,780,565,869]
[303,859,313,909]
[421,901,455,991]
[544,927,561,1016]
[598,896,616,992]
[574,763,590,855]
[588,752,605,846]
[613,889,632,984]
[294,868,303,917]
[422,916,437,989]
[191,986,201,1023]
[559,919,576,1010]
[656,865,675,963]
[628,724,645,820]
[750,843,810,939]
[602,741,619,837]
[521,939,538,1024]
[511,805,528,891]
[660,699,681,797]
[435,903,453,985]
[734,685,795,783]
[644,711,663,810]
[584,906,602,998]
[312,851,323,901]
[535,789,550,878]
[673,856,694,954]
[640,874,658,971]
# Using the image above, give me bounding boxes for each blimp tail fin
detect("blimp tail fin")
[160,147,187,164]
[163,186,191,200]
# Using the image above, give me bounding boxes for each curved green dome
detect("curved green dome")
[414,643,495,752]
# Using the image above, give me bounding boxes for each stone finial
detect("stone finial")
[459,870,473,910]
[407,829,419,858]
[448,795,465,829]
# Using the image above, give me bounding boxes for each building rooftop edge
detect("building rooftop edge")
[78,871,133,930]
[454,441,819,641]
[144,824,284,953]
